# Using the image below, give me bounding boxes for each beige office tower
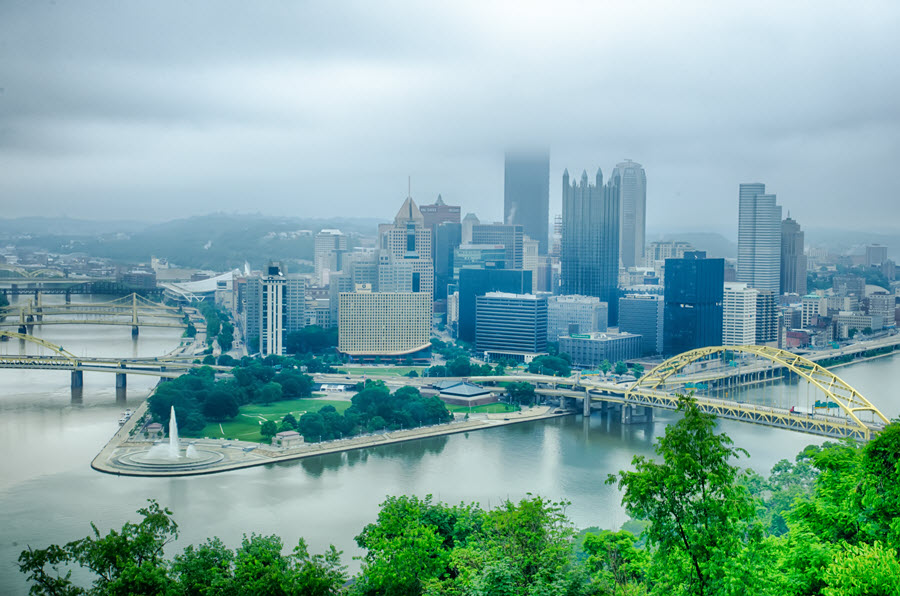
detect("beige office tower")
[338,292,431,357]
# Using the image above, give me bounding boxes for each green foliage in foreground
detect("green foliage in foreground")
[19,398,900,595]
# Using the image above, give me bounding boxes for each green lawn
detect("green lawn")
[445,403,518,414]
[183,397,352,442]
[337,366,426,377]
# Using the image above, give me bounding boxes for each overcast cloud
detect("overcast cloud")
[1,0,898,235]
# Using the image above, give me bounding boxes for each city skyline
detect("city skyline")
[1,2,898,232]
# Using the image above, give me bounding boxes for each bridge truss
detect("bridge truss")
[620,345,890,440]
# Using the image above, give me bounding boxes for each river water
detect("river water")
[2,296,899,593]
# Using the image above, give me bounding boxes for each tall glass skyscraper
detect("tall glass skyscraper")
[610,160,647,269]
[737,183,782,293]
[780,216,807,295]
[504,150,550,254]
[663,252,724,355]
[560,168,620,326]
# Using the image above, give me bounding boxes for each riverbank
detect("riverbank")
[91,402,569,478]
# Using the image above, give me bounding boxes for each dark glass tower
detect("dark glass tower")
[663,252,724,355]
[560,168,620,325]
[433,222,462,300]
[504,150,550,254]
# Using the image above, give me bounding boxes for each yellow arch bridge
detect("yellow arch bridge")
[0,331,227,391]
[475,346,891,441]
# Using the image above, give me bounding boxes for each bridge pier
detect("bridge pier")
[115,373,127,389]
[71,370,83,388]
[18,324,27,334]
[131,325,139,338]
[65,291,71,304]
[583,394,591,417]
[621,405,653,424]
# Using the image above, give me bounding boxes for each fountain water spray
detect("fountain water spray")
[168,405,180,459]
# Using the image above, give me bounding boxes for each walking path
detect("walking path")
[92,402,567,478]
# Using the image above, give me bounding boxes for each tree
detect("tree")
[447,356,472,377]
[821,541,900,596]
[528,355,571,377]
[506,381,536,406]
[18,500,179,596]
[582,529,648,594]
[614,361,628,375]
[203,390,239,421]
[260,420,278,441]
[630,363,644,378]
[599,360,612,374]
[607,396,771,595]
[258,381,283,405]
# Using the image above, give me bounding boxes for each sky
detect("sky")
[1,1,899,235]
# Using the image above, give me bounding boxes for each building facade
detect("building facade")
[475,292,548,361]
[723,282,758,346]
[471,223,524,270]
[618,294,664,355]
[780,216,807,295]
[504,150,550,254]
[338,292,431,358]
[314,229,347,286]
[547,295,608,342]
[737,183,782,293]
[560,168,620,325]
[457,268,532,342]
[559,332,642,368]
[663,252,724,355]
[610,160,647,269]
[244,263,306,356]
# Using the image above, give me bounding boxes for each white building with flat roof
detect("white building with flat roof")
[723,282,758,346]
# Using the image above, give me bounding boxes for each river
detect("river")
[2,296,899,593]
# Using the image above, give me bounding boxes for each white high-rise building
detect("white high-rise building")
[737,183,782,293]
[314,229,347,286]
[723,282,758,346]
[611,160,647,269]
[244,263,306,356]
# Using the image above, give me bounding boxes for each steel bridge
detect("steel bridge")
[0,293,186,335]
[0,331,226,390]
[0,279,162,297]
[470,345,890,440]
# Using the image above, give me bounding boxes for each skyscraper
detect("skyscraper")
[457,268,532,342]
[560,168,620,325]
[738,183,782,293]
[314,229,347,286]
[663,252,724,355]
[780,216,807,295]
[504,150,550,254]
[244,262,306,356]
[610,160,647,269]
[377,196,434,297]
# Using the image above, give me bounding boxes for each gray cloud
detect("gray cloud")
[1,0,898,234]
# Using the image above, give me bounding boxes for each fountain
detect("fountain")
[112,406,224,471]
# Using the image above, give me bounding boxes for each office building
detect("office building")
[338,291,431,359]
[523,236,540,293]
[737,183,782,293]
[663,252,724,355]
[475,292,547,361]
[559,332,642,369]
[833,312,884,337]
[453,244,507,277]
[547,295,608,342]
[244,263,306,356]
[723,282,758,346]
[433,222,462,301]
[866,244,888,268]
[378,196,434,297]
[472,223,524,270]
[461,212,480,244]
[868,293,896,326]
[644,241,694,267]
[560,168,620,325]
[780,216,807,295]
[610,160,647,269]
[801,294,825,327]
[314,229,347,286]
[504,150,550,254]
[618,294,664,355]
[833,274,866,297]
[420,194,461,229]
[457,268,532,342]
[755,290,778,344]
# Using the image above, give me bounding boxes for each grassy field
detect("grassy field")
[336,366,426,377]
[183,397,352,442]
[445,403,518,414]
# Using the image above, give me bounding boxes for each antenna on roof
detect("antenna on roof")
[408,176,411,198]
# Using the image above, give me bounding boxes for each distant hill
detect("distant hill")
[0,214,385,271]
[806,228,900,259]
